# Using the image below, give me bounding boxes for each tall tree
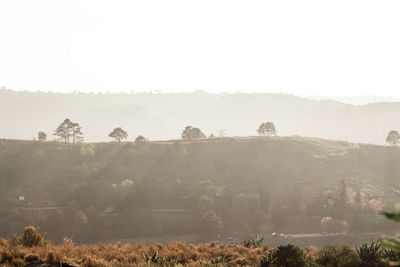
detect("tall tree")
[386,130,400,146]
[54,119,72,143]
[257,121,277,136]
[70,122,83,143]
[109,127,128,142]
[257,123,266,136]
[38,131,47,142]
[54,119,83,143]
[181,126,206,140]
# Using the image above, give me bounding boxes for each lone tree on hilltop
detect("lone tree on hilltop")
[54,119,83,144]
[257,122,277,136]
[109,127,128,142]
[38,131,47,142]
[54,119,72,143]
[181,126,206,140]
[386,130,400,146]
[135,135,146,143]
[70,122,84,143]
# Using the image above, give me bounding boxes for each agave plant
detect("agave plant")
[241,234,264,247]
[382,248,400,262]
[210,251,232,264]
[356,241,383,264]
[260,253,273,267]
[143,250,164,264]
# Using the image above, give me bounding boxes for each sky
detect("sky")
[0,0,400,97]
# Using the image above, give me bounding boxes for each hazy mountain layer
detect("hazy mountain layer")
[1,89,400,144]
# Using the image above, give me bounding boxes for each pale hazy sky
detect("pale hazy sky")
[0,0,399,96]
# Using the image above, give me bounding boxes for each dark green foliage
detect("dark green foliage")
[382,248,400,262]
[356,241,383,265]
[264,244,306,267]
[316,245,360,267]
[241,234,264,247]
[260,253,273,267]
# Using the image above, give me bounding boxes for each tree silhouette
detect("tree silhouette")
[70,122,83,143]
[109,127,128,142]
[386,130,400,146]
[135,135,146,143]
[38,131,47,142]
[54,119,72,143]
[54,119,83,143]
[181,126,206,140]
[257,122,277,136]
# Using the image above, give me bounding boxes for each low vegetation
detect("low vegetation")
[1,136,398,244]
[1,227,400,266]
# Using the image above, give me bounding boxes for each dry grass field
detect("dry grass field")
[2,227,399,267]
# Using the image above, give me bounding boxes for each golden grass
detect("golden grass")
[0,236,275,267]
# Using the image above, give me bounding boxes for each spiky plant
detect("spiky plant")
[356,241,383,265]
[143,250,164,264]
[241,234,264,247]
[382,248,400,262]
[260,253,273,267]
[210,251,232,264]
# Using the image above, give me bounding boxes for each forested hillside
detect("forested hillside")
[2,88,400,144]
[1,136,399,244]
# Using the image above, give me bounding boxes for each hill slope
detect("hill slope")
[2,89,400,144]
[1,136,399,243]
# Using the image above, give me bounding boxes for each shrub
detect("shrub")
[303,246,318,263]
[143,250,164,264]
[316,245,361,267]
[19,226,46,247]
[210,251,232,264]
[260,253,273,267]
[241,234,264,248]
[356,241,383,265]
[382,248,400,262]
[265,244,306,267]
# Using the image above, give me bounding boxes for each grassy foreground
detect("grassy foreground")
[1,237,271,266]
[2,227,400,267]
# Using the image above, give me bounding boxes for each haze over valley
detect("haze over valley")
[2,88,400,145]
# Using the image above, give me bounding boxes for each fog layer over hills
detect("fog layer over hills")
[1,89,399,144]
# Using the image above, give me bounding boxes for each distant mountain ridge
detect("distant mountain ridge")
[304,95,400,105]
[1,88,400,144]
